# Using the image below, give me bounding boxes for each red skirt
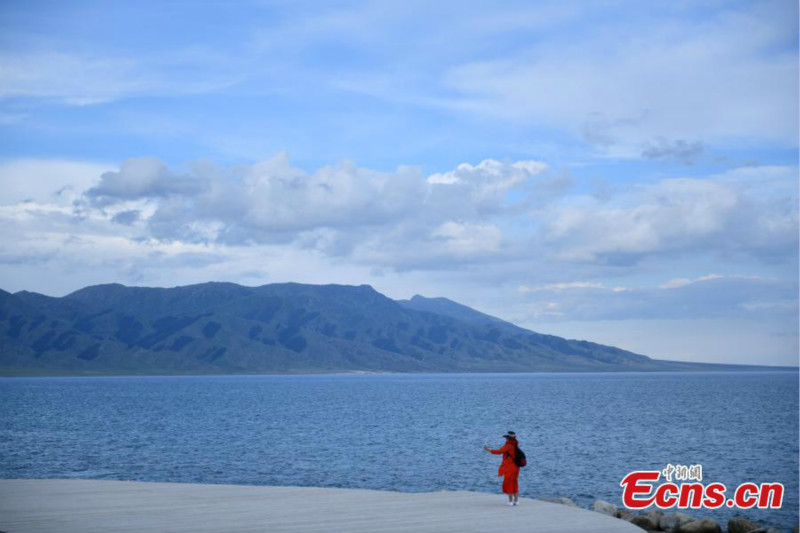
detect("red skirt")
[502,469,519,494]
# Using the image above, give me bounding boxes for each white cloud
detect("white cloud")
[427,159,547,187]
[431,221,503,256]
[425,159,547,214]
[659,274,723,290]
[1,156,795,279]
[0,159,113,205]
[541,173,797,264]
[86,157,207,204]
[233,154,425,234]
[73,155,546,254]
[518,281,606,293]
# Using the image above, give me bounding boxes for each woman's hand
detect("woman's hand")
[483,446,490,451]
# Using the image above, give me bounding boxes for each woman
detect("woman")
[483,431,520,506]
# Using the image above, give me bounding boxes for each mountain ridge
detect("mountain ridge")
[0,281,793,376]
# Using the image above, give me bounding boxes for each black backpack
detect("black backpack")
[513,446,527,468]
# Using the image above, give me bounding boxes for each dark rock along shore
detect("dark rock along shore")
[559,498,796,533]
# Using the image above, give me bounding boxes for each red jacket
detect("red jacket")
[489,438,519,476]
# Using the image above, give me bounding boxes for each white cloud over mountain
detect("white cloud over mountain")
[1,155,795,273]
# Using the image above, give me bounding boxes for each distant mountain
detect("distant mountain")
[0,282,791,376]
[397,295,514,327]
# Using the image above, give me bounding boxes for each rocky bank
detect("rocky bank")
[539,497,796,533]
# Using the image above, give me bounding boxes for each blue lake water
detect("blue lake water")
[1,372,797,529]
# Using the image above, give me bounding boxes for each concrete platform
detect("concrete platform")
[0,479,644,533]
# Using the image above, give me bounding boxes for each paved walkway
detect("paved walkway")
[0,479,644,533]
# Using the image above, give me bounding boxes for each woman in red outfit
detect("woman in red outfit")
[483,431,520,506]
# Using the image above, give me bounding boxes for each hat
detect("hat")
[503,431,516,439]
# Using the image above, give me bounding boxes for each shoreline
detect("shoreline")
[1,367,797,378]
[582,498,793,533]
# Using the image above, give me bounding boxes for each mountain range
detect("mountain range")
[0,282,790,375]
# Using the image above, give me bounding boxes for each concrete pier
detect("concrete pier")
[0,479,644,533]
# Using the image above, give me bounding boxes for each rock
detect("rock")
[729,517,764,533]
[792,527,798,533]
[679,518,722,533]
[746,528,784,533]
[616,509,635,521]
[537,496,578,507]
[631,514,659,530]
[593,500,618,516]
[660,513,697,533]
[645,510,665,527]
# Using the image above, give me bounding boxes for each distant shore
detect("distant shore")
[1,366,797,378]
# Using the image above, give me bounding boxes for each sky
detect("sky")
[0,0,797,366]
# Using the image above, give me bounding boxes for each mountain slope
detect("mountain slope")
[0,282,790,375]
[397,295,514,327]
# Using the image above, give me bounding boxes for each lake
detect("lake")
[1,371,797,529]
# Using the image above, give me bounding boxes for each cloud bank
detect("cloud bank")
[0,154,793,278]
[57,155,797,272]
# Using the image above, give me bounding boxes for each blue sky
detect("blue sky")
[0,0,797,365]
